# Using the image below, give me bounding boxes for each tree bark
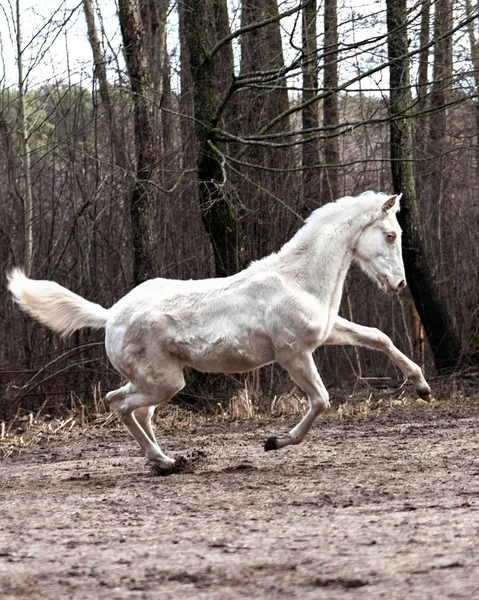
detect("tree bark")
[181,0,242,277]
[240,0,291,131]
[16,0,33,277]
[465,0,479,354]
[416,0,431,110]
[386,0,462,371]
[429,0,453,148]
[301,0,320,216]
[138,0,169,155]
[118,0,159,284]
[427,0,453,263]
[414,0,430,215]
[238,0,295,260]
[82,0,127,171]
[82,0,113,122]
[322,0,339,202]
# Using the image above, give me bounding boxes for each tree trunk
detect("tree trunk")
[386,0,462,371]
[181,0,242,277]
[414,0,430,183]
[428,0,453,268]
[412,0,430,359]
[465,0,479,355]
[322,0,340,202]
[429,0,453,147]
[138,0,169,155]
[82,0,127,171]
[240,0,291,129]
[16,0,33,277]
[238,0,295,260]
[118,0,159,284]
[416,0,431,111]
[301,0,320,216]
[82,0,113,123]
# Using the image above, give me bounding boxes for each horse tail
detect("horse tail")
[7,268,109,338]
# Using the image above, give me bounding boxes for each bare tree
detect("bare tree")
[427,0,453,261]
[387,0,461,371]
[16,0,33,276]
[465,0,479,355]
[139,0,169,154]
[301,0,320,215]
[181,0,243,277]
[83,0,127,166]
[322,0,339,202]
[237,0,297,260]
[118,0,159,284]
[416,0,431,111]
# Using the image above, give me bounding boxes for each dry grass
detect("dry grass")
[2,384,478,459]
[270,391,307,417]
[0,387,300,457]
[334,395,423,419]
[0,411,81,458]
[223,386,255,421]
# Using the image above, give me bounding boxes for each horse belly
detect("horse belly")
[169,329,274,374]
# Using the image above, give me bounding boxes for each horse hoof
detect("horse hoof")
[264,437,278,452]
[150,458,177,476]
[418,389,433,402]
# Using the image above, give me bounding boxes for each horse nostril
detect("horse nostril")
[397,279,406,291]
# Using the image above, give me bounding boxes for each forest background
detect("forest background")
[0,0,478,419]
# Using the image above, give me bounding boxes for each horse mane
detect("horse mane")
[304,190,392,229]
[289,191,390,253]
[249,191,394,272]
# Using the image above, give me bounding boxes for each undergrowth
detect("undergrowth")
[2,378,478,459]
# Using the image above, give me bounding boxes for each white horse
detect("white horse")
[7,191,432,471]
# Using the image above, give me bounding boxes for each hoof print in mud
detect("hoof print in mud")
[264,437,278,452]
[150,450,207,476]
[150,460,183,477]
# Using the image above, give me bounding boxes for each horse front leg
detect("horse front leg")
[265,352,330,451]
[325,316,433,400]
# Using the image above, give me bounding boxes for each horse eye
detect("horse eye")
[385,232,397,243]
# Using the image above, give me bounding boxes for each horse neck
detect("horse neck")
[274,217,360,304]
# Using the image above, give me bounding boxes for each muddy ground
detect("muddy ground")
[1,399,479,599]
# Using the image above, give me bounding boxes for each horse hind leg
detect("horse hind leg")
[134,406,158,446]
[106,371,185,470]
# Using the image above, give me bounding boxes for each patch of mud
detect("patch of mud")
[150,449,208,476]
[221,461,257,473]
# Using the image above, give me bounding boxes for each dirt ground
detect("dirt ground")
[1,399,479,600]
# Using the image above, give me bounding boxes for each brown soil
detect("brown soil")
[1,400,479,599]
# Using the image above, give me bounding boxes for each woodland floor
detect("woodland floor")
[1,397,479,599]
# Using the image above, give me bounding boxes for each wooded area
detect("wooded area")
[1,0,478,418]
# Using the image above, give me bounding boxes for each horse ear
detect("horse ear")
[382,194,398,213]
